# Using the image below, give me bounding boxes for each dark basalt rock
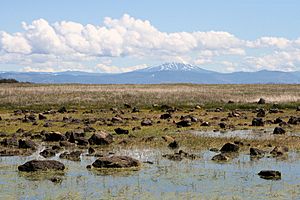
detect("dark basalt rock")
[288,116,300,125]
[40,149,56,158]
[250,147,265,157]
[219,122,226,129]
[114,128,129,135]
[1,137,18,147]
[274,118,284,124]
[160,113,172,119]
[38,114,47,120]
[18,139,37,150]
[258,170,281,180]
[256,109,266,117]
[59,151,81,161]
[88,131,113,145]
[252,118,264,126]
[176,120,191,127]
[168,140,179,149]
[273,127,286,135]
[92,156,140,168]
[270,146,289,157]
[257,98,266,104]
[220,143,239,153]
[18,160,65,172]
[45,132,66,142]
[211,153,229,162]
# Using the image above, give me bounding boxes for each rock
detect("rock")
[162,154,183,161]
[43,122,52,127]
[180,115,198,122]
[40,149,56,158]
[58,107,67,113]
[141,119,153,126]
[18,139,37,150]
[209,148,219,152]
[38,114,47,120]
[114,128,129,135]
[49,177,62,184]
[212,153,229,162]
[219,122,226,129]
[59,141,75,147]
[1,137,18,147]
[250,147,265,157]
[220,143,239,153]
[18,160,65,172]
[88,147,95,154]
[288,116,300,125]
[257,98,266,104]
[269,108,279,114]
[296,106,300,111]
[111,116,123,123]
[168,140,179,149]
[132,107,140,113]
[176,120,191,127]
[92,156,140,168]
[76,137,89,146]
[256,109,266,117]
[88,131,113,145]
[252,118,264,126]
[160,113,172,119]
[83,126,96,132]
[274,117,284,124]
[124,103,131,108]
[270,146,288,157]
[45,132,66,142]
[200,121,210,126]
[258,170,281,180]
[273,127,286,134]
[59,151,81,161]
[228,100,234,104]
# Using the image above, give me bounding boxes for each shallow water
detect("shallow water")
[190,129,300,140]
[1,146,300,200]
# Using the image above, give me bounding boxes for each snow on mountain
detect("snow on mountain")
[137,62,214,73]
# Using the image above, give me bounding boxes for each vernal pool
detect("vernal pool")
[1,147,300,200]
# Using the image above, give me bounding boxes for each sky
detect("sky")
[0,0,300,73]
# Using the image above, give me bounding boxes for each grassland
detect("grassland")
[0,83,300,152]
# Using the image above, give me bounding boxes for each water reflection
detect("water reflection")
[0,146,300,199]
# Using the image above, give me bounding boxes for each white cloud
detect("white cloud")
[96,63,147,73]
[0,14,300,72]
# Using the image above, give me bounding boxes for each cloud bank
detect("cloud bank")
[0,14,300,72]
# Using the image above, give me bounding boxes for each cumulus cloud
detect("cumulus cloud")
[96,63,147,73]
[0,14,300,72]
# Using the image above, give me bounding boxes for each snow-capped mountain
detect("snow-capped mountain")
[1,63,300,84]
[138,62,214,73]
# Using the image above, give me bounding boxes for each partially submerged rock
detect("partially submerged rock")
[220,143,239,153]
[270,146,288,157]
[250,147,265,157]
[258,170,281,180]
[59,151,81,161]
[18,160,65,172]
[212,153,230,162]
[92,156,140,168]
[18,139,37,150]
[40,149,56,158]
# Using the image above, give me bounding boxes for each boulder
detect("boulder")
[270,146,288,157]
[258,170,281,180]
[288,116,300,125]
[252,118,264,126]
[256,109,266,117]
[45,132,66,142]
[257,98,266,104]
[111,116,123,123]
[200,121,210,126]
[38,114,47,120]
[59,151,81,161]
[57,107,67,113]
[212,153,229,162]
[18,160,65,172]
[76,137,89,146]
[274,118,284,124]
[219,122,226,129]
[168,140,179,149]
[273,127,286,135]
[18,139,37,150]
[40,149,56,158]
[88,131,113,145]
[160,113,172,119]
[141,119,153,126]
[220,143,239,153]
[114,128,129,135]
[176,120,191,127]
[92,156,140,168]
[250,147,265,157]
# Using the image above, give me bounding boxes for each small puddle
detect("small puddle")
[0,147,300,199]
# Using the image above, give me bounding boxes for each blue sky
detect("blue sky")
[0,0,300,72]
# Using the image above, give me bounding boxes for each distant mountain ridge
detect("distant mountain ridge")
[0,63,299,84]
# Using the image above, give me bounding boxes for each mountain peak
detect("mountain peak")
[137,62,213,73]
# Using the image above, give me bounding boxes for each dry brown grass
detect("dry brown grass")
[0,84,299,109]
